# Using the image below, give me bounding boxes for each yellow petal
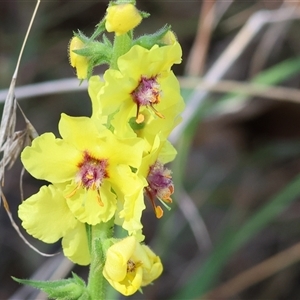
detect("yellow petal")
[88,76,107,123]
[141,245,163,286]
[104,236,136,281]
[161,30,178,45]
[108,136,144,169]
[65,181,117,225]
[21,133,81,183]
[59,114,108,151]
[115,172,146,236]
[18,185,78,243]
[117,43,182,78]
[103,236,143,295]
[62,223,90,265]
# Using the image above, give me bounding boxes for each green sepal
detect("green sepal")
[110,0,136,6]
[139,10,150,19]
[90,18,106,41]
[12,272,89,300]
[102,34,113,48]
[73,30,90,44]
[134,24,171,49]
[72,41,112,78]
[74,18,106,43]
[72,42,112,58]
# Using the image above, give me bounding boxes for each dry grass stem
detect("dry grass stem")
[0,78,88,103]
[179,78,300,104]
[249,2,296,76]
[203,241,300,299]
[178,189,212,252]
[170,5,300,144]
[185,0,215,76]
[220,2,263,32]
[0,0,40,188]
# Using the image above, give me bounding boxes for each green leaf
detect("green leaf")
[12,272,89,300]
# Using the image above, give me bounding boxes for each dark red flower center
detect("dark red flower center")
[66,151,109,206]
[145,161,174,218]
[131,76,164,123]
[76,151,109,190]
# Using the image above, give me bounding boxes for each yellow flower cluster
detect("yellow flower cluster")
[18,1,184,297]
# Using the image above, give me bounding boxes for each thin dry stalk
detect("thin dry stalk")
[203,241,300,299]
[178,189,212,252]
[0,78,88,103]
[0,0,53,261]
[0,0,40,187]
[185,0,215,76]
[220,2,263,32]
[249,2,297,76]
[179,78,300,105]
[170,5,300,144]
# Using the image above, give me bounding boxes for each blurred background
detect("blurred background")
[1,0,300,299]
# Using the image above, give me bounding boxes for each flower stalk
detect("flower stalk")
[87,219,114,300]
[111,33,132,70]
[14,1,184,299]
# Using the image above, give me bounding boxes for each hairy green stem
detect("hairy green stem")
[86,219,114,300]
[110,33,132,70]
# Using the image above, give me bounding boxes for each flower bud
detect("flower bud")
[105,3,142,36]
[69,37,89,79]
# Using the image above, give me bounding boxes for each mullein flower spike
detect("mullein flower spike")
[17,0,184,298]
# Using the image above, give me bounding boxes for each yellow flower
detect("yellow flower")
[140,243,163,286]
[18,185,90,265]
[139,136,176,218]
[20,114,145,228]
[105,3,142,36]
[93,43,184,147]
[69,36,89,79]
[103,236,163,296]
